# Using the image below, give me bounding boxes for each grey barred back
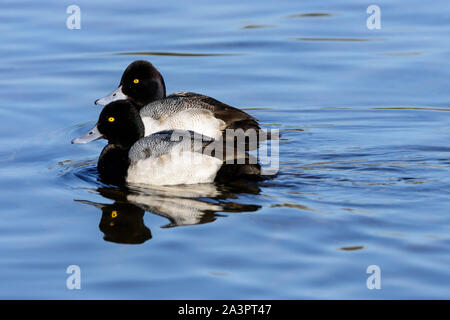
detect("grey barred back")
[128,130,214,163]
[140,92,260,133]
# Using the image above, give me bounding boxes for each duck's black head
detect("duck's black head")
[95,60,166,108]
[72,100,144,149]
[97,100,145,148]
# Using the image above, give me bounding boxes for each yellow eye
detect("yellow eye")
[133,79,139,84]
[111,210,118,218]
[108,117,115,122]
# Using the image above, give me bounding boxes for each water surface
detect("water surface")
[0,0,449,299]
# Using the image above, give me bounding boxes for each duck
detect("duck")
[72,100,257,186]
[94,60,261,140]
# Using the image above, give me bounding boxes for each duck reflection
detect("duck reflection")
[76,181,261,244]
[76,199,151,244]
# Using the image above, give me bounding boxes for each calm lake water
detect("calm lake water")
[0,0,449,299]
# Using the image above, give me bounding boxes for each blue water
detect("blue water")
[0,0,449,299]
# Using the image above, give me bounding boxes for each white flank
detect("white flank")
[126,151,223,186]
[142,109,226,139]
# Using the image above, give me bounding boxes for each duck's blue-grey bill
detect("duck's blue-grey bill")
[94,85,127,106]
[72,125,103,144]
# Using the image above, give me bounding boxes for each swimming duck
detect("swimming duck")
[72,100,246,186]
[95,60,260,140]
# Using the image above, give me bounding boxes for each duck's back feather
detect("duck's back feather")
[127,130,222,185]
[140,92,260,138]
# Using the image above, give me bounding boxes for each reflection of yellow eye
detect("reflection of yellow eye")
[133,79,139,84]
[111,210,118,218]
[110,221,114,227]
[108,117,115,122]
